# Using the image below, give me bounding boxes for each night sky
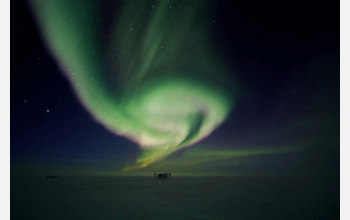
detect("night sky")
[11,0,339,180]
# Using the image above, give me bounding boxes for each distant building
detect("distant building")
[154,173,171,180]
[46,176,59,179]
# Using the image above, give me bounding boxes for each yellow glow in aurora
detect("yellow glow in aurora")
[29,0,236,170]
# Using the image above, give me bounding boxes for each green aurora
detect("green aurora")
[28,0,237,170]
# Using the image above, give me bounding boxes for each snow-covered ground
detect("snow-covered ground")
[11,176,338,219]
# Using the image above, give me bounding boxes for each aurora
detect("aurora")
[28,0,236,170]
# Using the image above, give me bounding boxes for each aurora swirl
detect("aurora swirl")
[28,0,236,170]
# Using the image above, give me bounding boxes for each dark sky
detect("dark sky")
[11,0,339,178]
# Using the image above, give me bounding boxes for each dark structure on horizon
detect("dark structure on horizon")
[154,173,171,180]
[46,176,59,179]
